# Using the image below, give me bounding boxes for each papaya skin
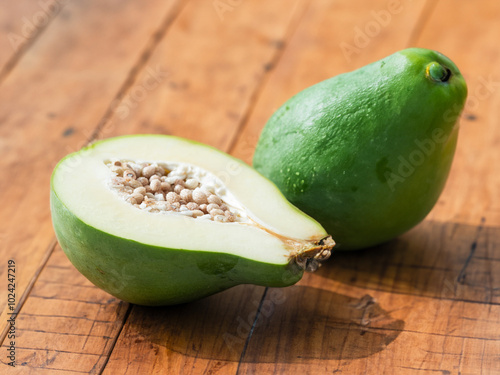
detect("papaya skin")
[253,48,468,250]
[51,189,303,306]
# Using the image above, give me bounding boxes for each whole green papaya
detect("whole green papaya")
[253,48,467,250]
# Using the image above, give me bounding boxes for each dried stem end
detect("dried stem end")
[292,236,335,272]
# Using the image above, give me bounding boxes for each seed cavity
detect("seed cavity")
[106,159,245,223]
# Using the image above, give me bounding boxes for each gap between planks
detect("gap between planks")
[457,217,486,284]
[236,288,269,375]
[95,304,133,375]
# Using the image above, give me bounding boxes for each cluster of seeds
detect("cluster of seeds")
[106,160,241,223]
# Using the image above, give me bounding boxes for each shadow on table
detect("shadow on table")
[316,219,499,302]
[125,220,498,363]
[130,283,404,363]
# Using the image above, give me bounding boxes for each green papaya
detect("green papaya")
[50,135,333,305]
[253,48,467,250]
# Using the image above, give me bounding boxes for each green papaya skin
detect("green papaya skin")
[51,190,303,306]
[253,48,467,250]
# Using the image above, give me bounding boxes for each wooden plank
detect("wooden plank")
[236,282,500,374]
[0,246,128,373]
[0,0,185,371]
[102,286,266,375]
[91,0,306,150]
[328,220,500,304]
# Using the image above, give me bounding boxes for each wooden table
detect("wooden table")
[1,1,499,374]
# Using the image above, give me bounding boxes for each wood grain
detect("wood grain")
[90,0,307,150]
[0,0,499,374]
[236,224,500,374]
[0,1,65,80]
[3,247,128,374]
[328,220,500,304]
